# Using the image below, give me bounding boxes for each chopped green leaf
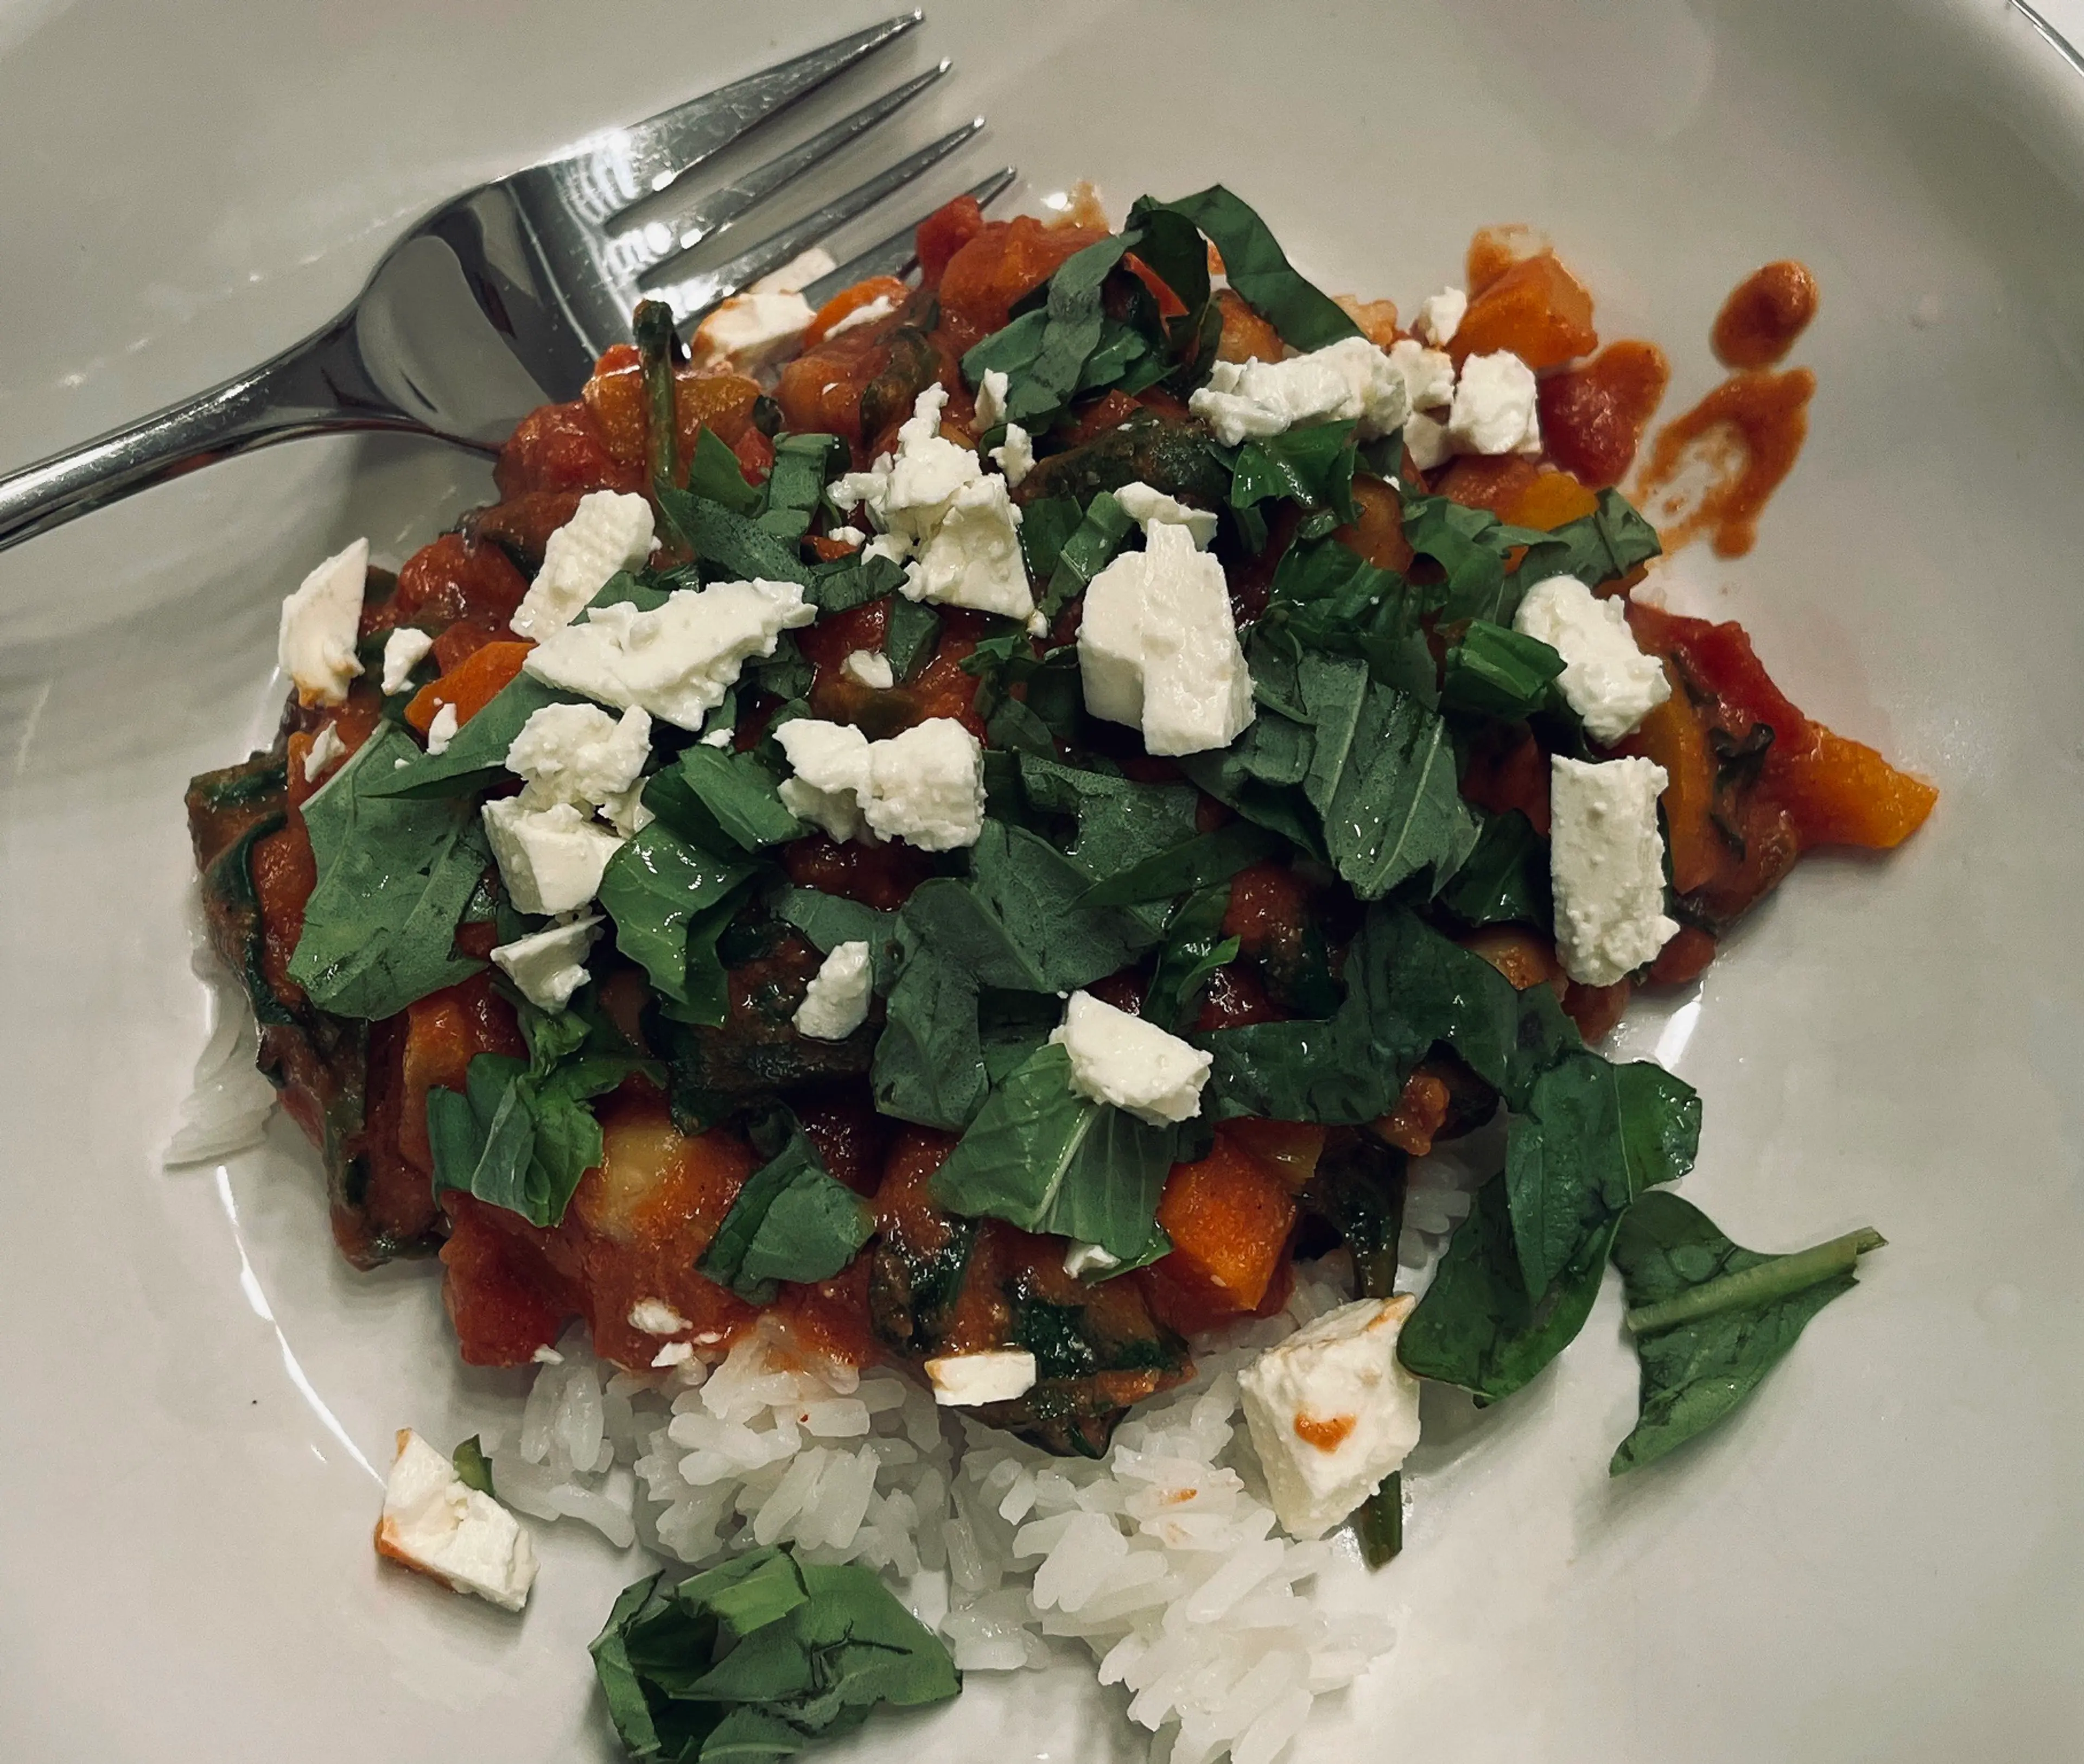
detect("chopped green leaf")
[597,824,756,1018]
[885,596,940,681]
[1143,185,1359,351]
[685,425,762,516]
[1401,490,1547,626]
[1078,819,1282,908]
[1144,886,1238,1035]
[805,547,905,616]
[774,888,899,985]
[1017,494,1085,583]
[980,232,1141,428]
[759,433,844,540]
[656,487,812,588]
[452,1435,495,1497]
[698,1111,875,1304]
[1438,808,1552,928]
[1227,420,1359,528]
[1515,487,1662,592]
[872,927,987,1131]
[646,745,803,853]
[1440,620,1566,721]
[287,724,488,1019]
[1610,1194,1883,1474]
[1044,491,1134,617]
[364,672,576,799]
[634,299,682,495]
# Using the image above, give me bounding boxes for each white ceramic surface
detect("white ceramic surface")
[5,1,2083,1759]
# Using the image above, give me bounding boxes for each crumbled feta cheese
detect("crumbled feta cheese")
[925,1350,1038,1407]
[989,422,1034,487]
[531,1346,564,1365]
[832,385,984,562]
[794,940,872,1040]
[1238,1296,1422,1540]
[827,525,867,547]
[490,915,602,1011]
[1415,285,1468,346]
[1386,337,1456,411]
[481,797,624,916]
[864,719,986,851]
[510,491,656,641]
[751,245,837,295]
[1078,521,1254,756]
[974,367,1011,430]
[901,473,1034,620]
[1187,336,1410,445]
[825,293,897,338]
[652,1341,696,1368]
[688,246,835,372]
[1049,991,1211,1126]
[629,1297,690,1335]
[1512,575,1672,743]
[1548,756,1680,986]
[302,723,346,782]
[374,1429,537,1611]
[1402,410,1451,471]
[841,649,894,690]
[1063,1240,1121,1281]
[1446,351,1541,456]
[505,702,652,808]
[277,538,368,706]
[1114,479,1218,549]
[523,579,814,731]
[379,626,434,695]
[424,702,459,756]
[700,726,735,748]
[774,718,873,842]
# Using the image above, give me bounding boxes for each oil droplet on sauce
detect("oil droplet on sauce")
[1711,260,1819,368]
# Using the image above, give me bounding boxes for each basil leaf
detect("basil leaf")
[287,724,487,1018]
[364,671,575,799]
[656,487,812,587]
[928,1042,1175,1261]
[685,425,762,516]
[961,307,1049,386]
[994,232,1141,427]
[885,596,940,680]
[871,928,987,1131]
[1228,420,1359,525]
[965,820,1161,991]
[1017,495,1085,583]
[450,1435,494,1496]
[1078,819,1282,908]
[1401,490,1548,626]
[774,887,900,986]
[1610,1194,1884,1474]
[759,432,844,540]
[646,745,803,853]
[1145,886,1237,1035]
[805,546,905,615]
[746,630,813,703]
[1514,487,1662,591]
[1259,537,1437,702]
[1018,755,1202,883]
[1043,491,1134,617]
[1438,808,1552,928]
[1440,621,1566,721]
[698,1111,875,1304]
[1142,185,1359,351]
[598,824,756,1013]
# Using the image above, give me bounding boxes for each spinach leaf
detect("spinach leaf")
[928,1042,1176,1262]
[1227,420,1359,530]
[885,595,940,680]
[656,487,812,587]
[597,824,757,1020]
[1401,490,1547,626]
[1043,491,1134,618]
[1515,487,1662,591]
[1078,818,1282,908]
[698,1111,875,1304]
[871,928,987,1131]
[774,887,900,986]
[805,547,905,616]
[1609,1194,1883,1474]
[964,820,1161,991]
[287,724,488,1019]
[592,1546,959,1764]
[1259,537,1437,702]
[1144,886,1238,1035]
[1017,494,1085,583]
[364,672,575,799]
[645,744,803,853]
[1142,185,1359,351]
[758,432,844,540]
[1440,621,1566,721]
[684,425,763,516]
[1438,808,1552,928]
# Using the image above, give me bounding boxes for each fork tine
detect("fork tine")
[641,117,986,323]
[602,61,952,282]
[798,166,1016,306]
[538,12,923,224]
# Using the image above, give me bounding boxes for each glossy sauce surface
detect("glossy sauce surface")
[1635,366,1815,558]
[1536,340,1671,488]
[1711,259,1819,367]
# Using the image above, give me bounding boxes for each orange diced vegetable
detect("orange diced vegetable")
[805,276,911,350]
[1451,250,1598,370]
[1503,468,1600,532]
[1146,1134,1297,1330]
[1222,1121,1327,1191]
[406,640,532,734]
[1376,1070,1451,1157]
[1619,683,1720,892]
[1774,722,1939,851]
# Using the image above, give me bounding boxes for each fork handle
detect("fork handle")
[0,312,429,554]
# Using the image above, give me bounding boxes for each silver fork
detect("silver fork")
[0,12,1012,554]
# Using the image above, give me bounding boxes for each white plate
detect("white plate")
[5,1,2083,1758]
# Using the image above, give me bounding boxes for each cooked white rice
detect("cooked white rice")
[485,1260,1441,1764]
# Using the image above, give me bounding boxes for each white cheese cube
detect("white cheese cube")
[825,293,897,338]
[902,473,1034,621]
[523,579,814,732]
[505,702,653,808]
[688,249,833,371]
[1114,480,1218,549]
[1512,575,1672,744]
[1446,350,1541,456]
[1062,1240,1122,1281]
[1548,755,1680,986]
[989,422,1034,488]
[302,723,346,783]
[375,1429,537,1611]
[774,718,873,842]
[379,626,434,695]
[974,367,1010,430]
[482,797,624,916]
[1387,337,1456,412]
[277,538,368,707]
[1187,335,1410,446]
[925,1350,1039,1407]
[834,385,988,563]
[841,649,894,690]
[1049,990,1211,1126]
[794,940,873,1040]
[864,719,986,852]
[628,1297,691,1335]
[490,915,602,1011]
[1415,285,1468,346]
[510,491,656,641]
[1238,1295,1422,1541]
[1078,522,1254,757]
[424,703,459,756]
[1402,410,1451,472]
